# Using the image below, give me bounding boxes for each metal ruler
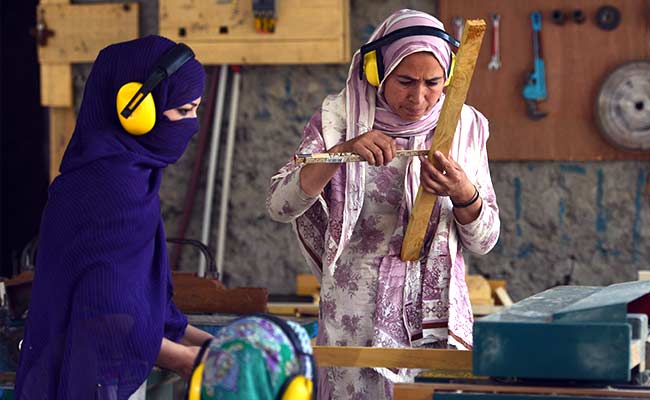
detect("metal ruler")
[294,149,429,164]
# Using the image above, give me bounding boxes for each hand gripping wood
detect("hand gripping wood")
[400,20,486,261]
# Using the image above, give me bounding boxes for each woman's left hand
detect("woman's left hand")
[419,151,475,204]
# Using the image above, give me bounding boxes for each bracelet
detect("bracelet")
[452,185,480,208]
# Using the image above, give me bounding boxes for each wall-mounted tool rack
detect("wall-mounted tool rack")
[440,0,650,160]
[159,0,350,64]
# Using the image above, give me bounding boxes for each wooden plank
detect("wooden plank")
[313,346,472,370]
[341,0,351,61]
[488,279,507,304]
[494,286,513,306]
[639,270,650,281]
[49,107,76,181]
[630,338,642,369]
[488,279,506,291]
[296,274,320,296]
[394,382,650,399]
[186,39,347,65]
[439,0,650,161]
[40,64,72,107]
[267,302,319,316]
[160,0,349,64]
[467,274,494,305]
[269,301,499,317]
[172,272,268,314]
[37,3,139,63]
[401,20,486,261]
[472,304,503,316]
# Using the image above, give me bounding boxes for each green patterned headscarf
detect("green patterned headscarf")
[190,315,314,400]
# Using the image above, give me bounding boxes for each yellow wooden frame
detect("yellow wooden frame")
[37,0,138,180]
[159,0,350,65]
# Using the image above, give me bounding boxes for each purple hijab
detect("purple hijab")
[16,35,205,399]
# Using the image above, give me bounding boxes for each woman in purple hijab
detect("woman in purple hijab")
[268,9,500,399]
[15,35,213,399]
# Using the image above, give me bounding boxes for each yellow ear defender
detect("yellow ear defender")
[359,25,460,88]
[116,82,156,135]
[117,43,195,136]
[187,362,204,400]
[444,52,456,87]
[363,51,381,88]
[185,314,316,400]
[280,375,313,400]
[261,314,315,400]
[186,354,314,400]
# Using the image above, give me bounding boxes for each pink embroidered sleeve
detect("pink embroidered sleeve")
[454,110,500,255]
[267,169,319,223]
[267,111,326,223]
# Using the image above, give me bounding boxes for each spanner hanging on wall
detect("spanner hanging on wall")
[522,11,548,120]
[488,13,501,70]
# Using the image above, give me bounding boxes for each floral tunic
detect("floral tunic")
[267,98,500,399]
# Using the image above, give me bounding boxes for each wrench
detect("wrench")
[488,13,501,70]
[522,11,547,119]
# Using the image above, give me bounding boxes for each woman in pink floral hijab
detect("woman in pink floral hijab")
[267,9,500,399]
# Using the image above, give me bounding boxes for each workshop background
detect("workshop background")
[2,0,649,304]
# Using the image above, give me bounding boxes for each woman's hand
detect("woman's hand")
[300,130,396,197]
[420,151,482,224]
[180,324,214,347]
[419,151,474,200]
[332,130,397,166]
[157,338,201,379]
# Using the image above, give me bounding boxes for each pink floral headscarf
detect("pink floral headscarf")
[330,9,457,269]
[348,9,454,141]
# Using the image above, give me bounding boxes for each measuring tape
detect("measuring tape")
[294,149,429,164]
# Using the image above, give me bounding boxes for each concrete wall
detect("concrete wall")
[78,0,649,301]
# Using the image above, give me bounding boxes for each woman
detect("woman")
[16,36,213,399]
[188,315,315,400]
[267,9,500,399]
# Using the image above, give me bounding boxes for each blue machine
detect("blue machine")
[473,280,650,383]
[421,281,650,399]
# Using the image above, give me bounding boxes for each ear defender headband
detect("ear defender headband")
[116,43,195,135]
[186,314,316,400]
[359,25,460,88]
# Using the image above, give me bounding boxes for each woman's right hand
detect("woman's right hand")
[332,130,397,166]
[157,338,201,379]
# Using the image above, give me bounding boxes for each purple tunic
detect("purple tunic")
[15,36,205,399]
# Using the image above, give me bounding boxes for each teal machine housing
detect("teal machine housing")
[472,280,650,382]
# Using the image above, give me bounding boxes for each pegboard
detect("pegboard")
[159,0,350,65]
[439,0,650,160]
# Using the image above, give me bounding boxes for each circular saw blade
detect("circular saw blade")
[595,60,650,151]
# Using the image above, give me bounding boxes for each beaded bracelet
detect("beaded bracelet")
[452,185,480,208]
